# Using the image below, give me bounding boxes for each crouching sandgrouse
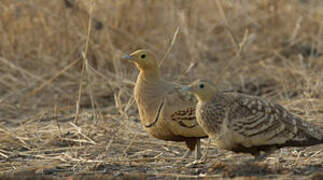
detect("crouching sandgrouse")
[185,79,323,154]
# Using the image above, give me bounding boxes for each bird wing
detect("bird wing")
[164,82,206,137]
[226,93,322,148]
[168,83,198,128]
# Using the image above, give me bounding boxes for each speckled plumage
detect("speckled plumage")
[123,50,207,160]
[186,80,323,153]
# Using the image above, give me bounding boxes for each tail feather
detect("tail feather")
[289,116,323,146]
[284,136,322,147]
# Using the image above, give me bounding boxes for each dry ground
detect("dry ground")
[0,0,323,179]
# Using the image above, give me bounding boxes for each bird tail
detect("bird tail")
[288,117,323,146]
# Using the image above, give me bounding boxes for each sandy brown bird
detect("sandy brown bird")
[123,49,207,160]
[185,80,323,154]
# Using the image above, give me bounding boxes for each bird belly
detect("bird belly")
[142,117,186,141]
[168,119,207,138]
[142,115,206,141]
[212,122,239,150]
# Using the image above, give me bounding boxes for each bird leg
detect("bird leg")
[183,139,208,167]
[182,149,192,159]
[194,139,202,160]
[187,139,210,166]
[200,138,211,163]
[177,139,197,163]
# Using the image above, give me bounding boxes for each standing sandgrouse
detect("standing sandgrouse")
[123,49,207,160]
[184,79,323,154]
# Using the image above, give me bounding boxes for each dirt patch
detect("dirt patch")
[0,0,323,179]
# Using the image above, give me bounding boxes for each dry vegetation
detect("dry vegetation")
[0,0,323,179]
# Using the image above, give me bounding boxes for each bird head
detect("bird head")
[184,80,216,102]
[123,49,159,72]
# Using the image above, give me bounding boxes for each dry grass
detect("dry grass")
[0,0,323,179]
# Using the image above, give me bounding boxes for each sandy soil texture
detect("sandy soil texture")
[0,0,323,179]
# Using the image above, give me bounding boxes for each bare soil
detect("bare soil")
[0,0,323,179]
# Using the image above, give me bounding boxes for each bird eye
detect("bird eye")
[199,83,204,89]
[141,54,146,59]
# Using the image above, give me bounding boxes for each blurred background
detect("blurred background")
[0,0,323,178]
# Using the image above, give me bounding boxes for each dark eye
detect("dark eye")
[141,54,146,59]
[199,83,204,89]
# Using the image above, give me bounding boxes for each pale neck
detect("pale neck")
[196,93,213,103]
[196,89,220,102]
[138,68,161,82]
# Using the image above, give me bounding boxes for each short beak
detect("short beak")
[183,85,192,92]
[123,55,133,60]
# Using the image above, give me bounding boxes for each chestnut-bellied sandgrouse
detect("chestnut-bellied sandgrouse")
[184,79,323,154]
[123,49,207,161]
